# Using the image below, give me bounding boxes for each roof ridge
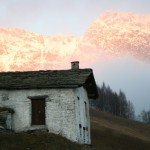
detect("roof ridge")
[0,68,92,74]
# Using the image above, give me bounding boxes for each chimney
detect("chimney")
[71,61,79,70]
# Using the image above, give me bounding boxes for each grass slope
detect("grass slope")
[90,109,150,150]
[0,109,150,150]
[0,132,89,150]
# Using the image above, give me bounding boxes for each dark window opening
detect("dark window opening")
[84,102,88,118]
[83,127,86,143]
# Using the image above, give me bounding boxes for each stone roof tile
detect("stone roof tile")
[0,69,97,98]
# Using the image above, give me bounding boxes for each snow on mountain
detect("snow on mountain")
[0,11,150,71]
[0,28,81,71]
[85,11,150,61]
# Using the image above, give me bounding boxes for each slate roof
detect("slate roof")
[0,69,97,98]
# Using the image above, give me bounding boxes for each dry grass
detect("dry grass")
[0,132,83,150]
[90,109,150,150]
[0,109,150,150]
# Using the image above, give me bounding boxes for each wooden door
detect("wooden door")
[31,99,45,125]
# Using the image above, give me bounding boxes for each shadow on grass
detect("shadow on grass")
[0,132,84,150]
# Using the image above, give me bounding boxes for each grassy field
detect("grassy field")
[0,109,150,150]
[90,109,150,150]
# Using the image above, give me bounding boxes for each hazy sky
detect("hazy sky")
[0,0,150,114]
[1,0,150,35]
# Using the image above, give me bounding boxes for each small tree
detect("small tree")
[140,109,150,124]
[126,101,135,120]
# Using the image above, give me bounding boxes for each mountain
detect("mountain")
[0,28,80,71]
[0,109,150,150]
[0,12,150,72]
[85,11,150,61]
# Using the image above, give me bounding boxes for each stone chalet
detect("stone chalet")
[0,61,97,144]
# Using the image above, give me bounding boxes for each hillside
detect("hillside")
[0,109,150,150]
[90,109,150,150]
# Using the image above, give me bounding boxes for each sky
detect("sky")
[0,0,150,114]
[1,0,150,35]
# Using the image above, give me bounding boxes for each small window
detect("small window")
[84,102,87,118]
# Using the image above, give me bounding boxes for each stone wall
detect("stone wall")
[0,87,91,144]
[0,110,13,130]
[75,87,91,144]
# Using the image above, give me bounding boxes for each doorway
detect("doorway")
[31,99,45,125]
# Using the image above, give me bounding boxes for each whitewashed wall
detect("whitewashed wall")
[0,87,91,144]
[74,87,91,144]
